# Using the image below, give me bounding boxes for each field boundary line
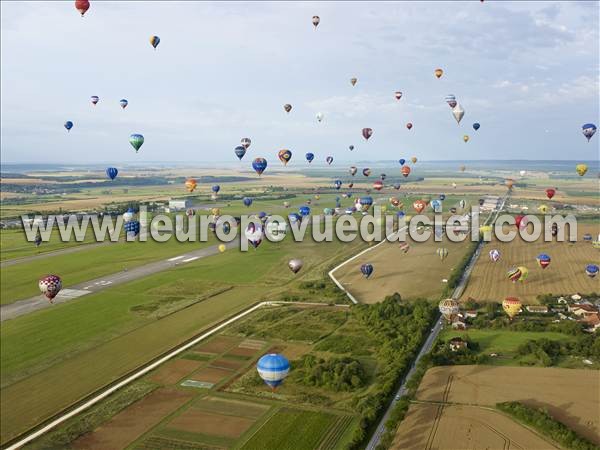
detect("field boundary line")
[4,301,347,450]
[328,225,408,304]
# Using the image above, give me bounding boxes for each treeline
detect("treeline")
[345,295,436,449]
[292,355,366,391]
[497,402,598,450]
[517,337,600,366]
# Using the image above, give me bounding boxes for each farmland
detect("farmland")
[461,222,600,304]
[1,234,367,444]
[391,365,600,448]
[333,233,473,303]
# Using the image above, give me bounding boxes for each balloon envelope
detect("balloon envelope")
[106,167,118,180]
[150,35,160,49]
[305,152,315,163]
[119,99,128,109]
[288,259,303,274]
[362,128,373,140]
[502,297,522,319]
[39,275,62,302]
[582,123,597,142]
[360,263,374,278]
[257,353,290,388]
[129,134,144,152]
[452,104,464,124]
[252,158,268,175]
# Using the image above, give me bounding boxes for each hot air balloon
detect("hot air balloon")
[430,199,442,212]
[411,157,417,164]
[334,180,342,190]
[349,145,354,151]
[434,68,444,79]
[436,247,449,261]
[445,95,457,108]
[406,122,413,130]
[75,0,90,16]
[505,179,514,189]
[312,15,320,28]
[536,253,551,269]
[438,299,459,322]
[394,91,402,100]
[212,185,220,194]
[399,242,410,253]
[459,199,466,209]
[150,35,160,49]
[586,264,599,278]
[545,188,556,199]
[91,95,99,105]
[489,249,500,262]
[186,208,194,217]
[39,275,62,302]
[284,104,292,113]
[502,297,522,320]
[473,123,480,131]
[257,353,290,389]
[380,173,387,181]
[106,167,118,180]
[348,183,354,189]
[245,223,263,249]
[507,266,528,283]
[243,197,253,207]
[241,138,251,149]
[401,166,411,177]
[350,77,357,86]
[124,220,140,237]
[452,104,464,124]
[452,182,457,188]
[356,196,373,212]
[538,204,549,214]
[463,135,469,143]
[349,166,357,176]
[449,207,457,214]
[362,128,373,140]
[299,206,311,218]
[123,208,135,223]
[413,200,426,213]
[129,134,144,152]
[390,197,400,207]
[235,146,246,160]
[316,112,324,122]
[326,156,333,165]
[64,121,73,132]
[288,259,303,274]
[34,233,42,247]
[373,181,383,191]
[252,158,267,176]
[184,178,197,192]
[362,168,371,177]
[575,164,588,176]
[278,149,292,166]
[459,165,466,172]
[519,170,526,177]
[119,99,128,109]
[399,158,406,166]
[582,123,597,142]
[360,263,374,279]
[283,201,290,208]
[393,183,401,190]
[305,153,315,163]
[514,214,527,230]
[218,244,226,253]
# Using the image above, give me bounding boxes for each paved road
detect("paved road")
[365,193,509,450]
[0,241,238,322]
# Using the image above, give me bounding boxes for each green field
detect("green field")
[439,328,578,364]
[0,235,364,444]
[241,408,338,450]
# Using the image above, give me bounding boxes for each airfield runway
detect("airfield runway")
[0,241,238,322]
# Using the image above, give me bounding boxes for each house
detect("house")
[569,304,599,317]
[526,305,549,313]
[168,199,191,211]
[451,320,466,330]
[580,313,600,333]
[465,310,478,319]
[449,337,468,351]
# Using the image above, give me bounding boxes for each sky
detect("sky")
[1,1,599,164]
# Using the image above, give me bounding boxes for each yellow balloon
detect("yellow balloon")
[463,135,469,143]
[218,244,226,253]
[576,163,588,176]
[211,208,221,216]
[502,297,522,319]
[411,156,418,164]
[434,68,444,79]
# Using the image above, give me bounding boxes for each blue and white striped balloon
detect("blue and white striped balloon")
[257,353,290,389]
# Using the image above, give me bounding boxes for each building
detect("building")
[449,337,468,351]
[526,305,549,313]
[569,304,599,317]
[580,313,600,333]
[451,320,466,330]
[168,199,191,211]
